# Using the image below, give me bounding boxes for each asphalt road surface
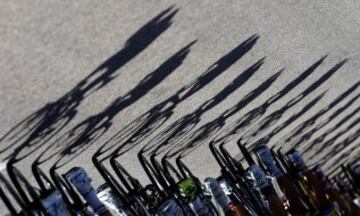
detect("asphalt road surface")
[0,0,360,214]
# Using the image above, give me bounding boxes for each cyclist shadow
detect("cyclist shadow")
[274,81,360,150]
[306,114,360,162]
[176,58,347,161]
[35,39,194,172]
[317,127,360,170]
[143,58,265,157]
[166,70,283,158]
[213,57,328,146]
[240,59,347,146]
[2,6,178,166]
[288,92,360,151]
[91,35,260,164]
[250,91,327,149]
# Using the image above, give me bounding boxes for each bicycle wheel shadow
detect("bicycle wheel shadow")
[1,6,178,170]
[33,15,260,181]
[35,38,194,172]
[91,35,260,165]
[163,69,283,158]
[171,58,349,165]
[273,81,360,150]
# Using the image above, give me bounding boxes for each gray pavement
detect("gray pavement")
[0,0,360,214]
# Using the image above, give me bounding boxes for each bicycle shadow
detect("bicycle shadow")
[1,6,178,169]
[290,91,360,151]
[35,40,194,171]
[273,81,360,150]
[91,35,260,165]
[175,58,348,163]
[165,70,283,158]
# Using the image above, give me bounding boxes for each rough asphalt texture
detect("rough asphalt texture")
[0,0,360,213]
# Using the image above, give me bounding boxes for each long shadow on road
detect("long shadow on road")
[214,57,327,145]
[36,40,194,171]
[177,58,347,163]
[241,59,347,146]
[143,58,265,158]
[0,6,178,164]
[1,7,179,202]
[250,90,327,148]
[167,70,283,158]
[291,91,360,151]
[92,35,259,166]
[273,81,360,150]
